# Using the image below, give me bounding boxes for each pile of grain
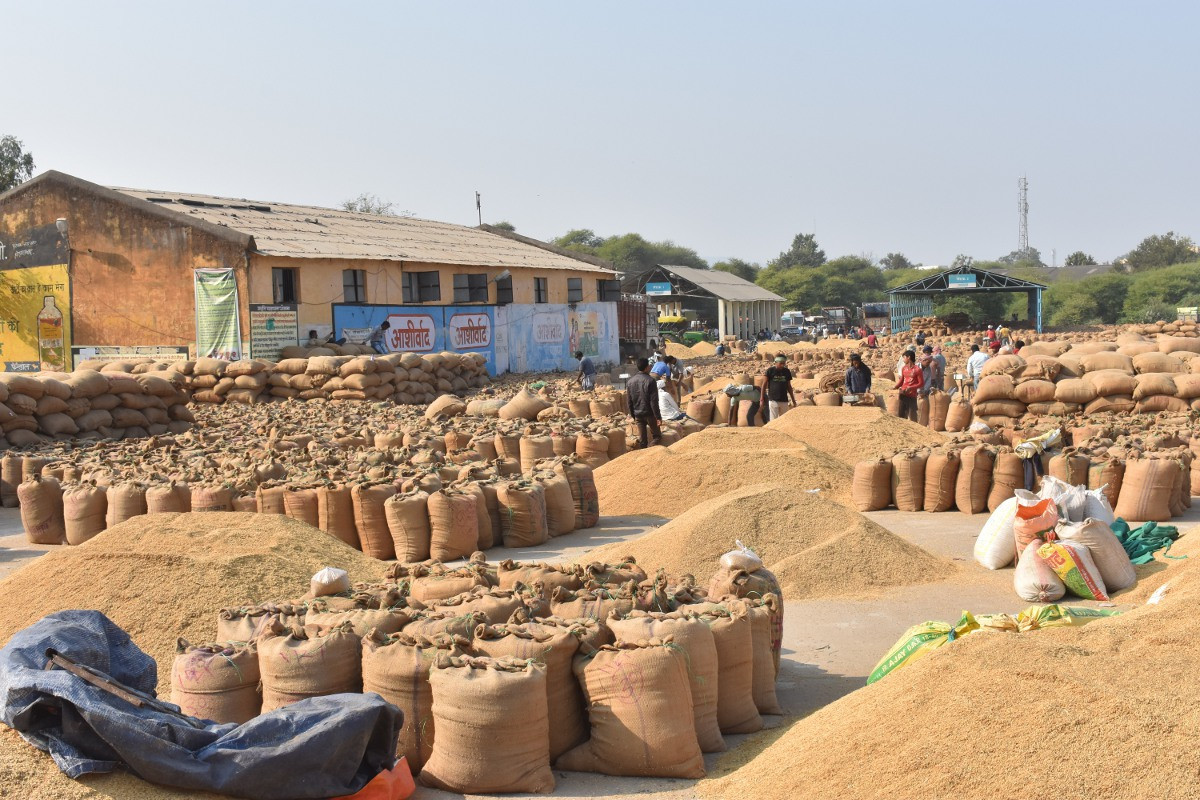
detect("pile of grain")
[766,406,946,466]
[690,340,718,356]
[0,513,383,695]
[586,484,953,598]
[700,533,1200,799]
[664,342,699,360]
[594,430,853,516]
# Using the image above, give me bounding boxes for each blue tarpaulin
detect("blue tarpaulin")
[0,611,401,799]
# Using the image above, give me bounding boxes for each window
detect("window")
[496,274,513,305]
[272,267,298,304]
[453,273,489,304]
[598,279,621,303]
[534,277,548,304]
[567,277,583,303]
[342,269,366,303]
[402,270,441,303]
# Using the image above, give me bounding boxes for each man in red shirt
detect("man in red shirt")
[866,330,878,348]
[894,349,924,422]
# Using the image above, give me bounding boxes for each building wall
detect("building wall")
[0,179,250,348]
[249,255,608,333]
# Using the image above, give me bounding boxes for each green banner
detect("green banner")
[193,268,243,360]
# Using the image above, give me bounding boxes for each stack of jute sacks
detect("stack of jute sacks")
[0,370,193,447]
[170,552,784,794]
[967,334,1200,427]
[189,352,490,407]
[852,437,1193,523]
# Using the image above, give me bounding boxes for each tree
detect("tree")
[341,192,396,215]
[756,255,884,313]
[552,229,605,253]
[712,258,759,282]
[1120,261,1200,320]
[766,233,825,272]
[879,252,916,271]
[997,247,1044,267]
[1064,250,1097,266]
[489,221,516,232]
[1125,232,1196,272]
[595,233,707,276]
[0,135,35,193]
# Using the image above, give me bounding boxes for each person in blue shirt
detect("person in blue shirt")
[575,350,596,390]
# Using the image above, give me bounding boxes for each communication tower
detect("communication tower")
[1018,176,1029,252]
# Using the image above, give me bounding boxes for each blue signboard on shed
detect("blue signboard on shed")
[644,281,673,296]
[948,274,977,289]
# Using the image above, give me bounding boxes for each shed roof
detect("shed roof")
[104,185,614,273]
[649,264,784,302]
[887,264,1047,294]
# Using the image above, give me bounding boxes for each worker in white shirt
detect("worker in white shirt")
[965,344,989,397]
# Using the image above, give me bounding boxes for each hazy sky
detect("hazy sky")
[3,1,1197,267]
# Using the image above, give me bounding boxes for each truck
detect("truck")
[821,306,855,330]
[618,293,659,361]
[861,302,890,333]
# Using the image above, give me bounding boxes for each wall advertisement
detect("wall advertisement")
[331,302,618,376]
[194,268,242,360]
[0,222,73,373]
[248,303,299,361]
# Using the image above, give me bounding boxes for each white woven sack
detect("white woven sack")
[974,496,1018,570]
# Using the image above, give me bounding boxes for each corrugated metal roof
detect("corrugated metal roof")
[108,187,614,274]
[655,264,785,302]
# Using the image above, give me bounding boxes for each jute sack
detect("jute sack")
[146,481,190,513]
[555,456,599,529]
[352,483,398,559]
[104,481,146,528]
[497,480,548,548]
[549,584,636,623]
[471,623,587,761]
[455,481,494,550]
[282,487,319,527]
[427,487,479,562]
[1114,458,1178,522]
[707,566,783,672]
[62,482,107,546]
[403,609,489,640]
[852,458,892,512]
[190,484,233,512]
[257,621,361,711]
[973,375,1016,403]
[19,475,64,545]
[955,445,994,515]
[988,450,1024,511]
[607,611,724,753]
[923,450,960,513]
[520,434,555,473]
[429,586,530,625]
[1054,378,1097,405]
[695,606,762,735]
[171,639,261,724]
[499,388,551,420]
[315,484,359,549]
[304,602,410,638]
[420,655,555,794]
[216,603,306,642]
[534,471,576,536]
[890,451,927,512]
[361,630,466,773]
[928,389,950,431]
[945,395,973,432]
[739,595,783,715]
[556,639,704,778]
[1087,458,1125,512]
[497,560,583,596]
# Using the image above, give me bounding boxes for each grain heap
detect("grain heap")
[593,427,854,516]
[699,533,1200,800]
[765,406,946,466]
[586,484,954,598]
[0,513,381,695]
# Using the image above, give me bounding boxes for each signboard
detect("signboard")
[1178,307,1198,321]
[569,308,605,358]
[0,264,72,372]
[948,274,977,289]
[532,311,567,344]
[193,268,242,360]
[447,311,492,350]
[72,345,189,370]
[249,303,299,361]
[385,313,438,352]
[644,281,673,296]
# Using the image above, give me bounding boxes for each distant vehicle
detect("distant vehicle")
[780,326,805,337]
[618,294,657,360]
[780,310,807,328]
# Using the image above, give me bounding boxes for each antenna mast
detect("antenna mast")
[1018,176,1029,252]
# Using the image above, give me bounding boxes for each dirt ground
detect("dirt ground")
[1,501,1196,800]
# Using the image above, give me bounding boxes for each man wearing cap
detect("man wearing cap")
[763,355,796,421]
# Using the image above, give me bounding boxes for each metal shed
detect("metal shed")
[886,265,1048,334]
